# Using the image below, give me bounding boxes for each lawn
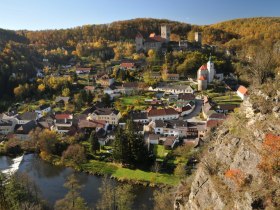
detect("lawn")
[212,94,242,105]
[81,160,180,186]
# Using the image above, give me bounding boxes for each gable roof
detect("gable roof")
[237,85,248,95]
[93,108,119,116]
[55,96,70,103]
[17,112,38,121]
[178,93,195,101]
[148,108,178,117]
[199,65,208,71]
[55,114,73,120]
[14,120,37,134]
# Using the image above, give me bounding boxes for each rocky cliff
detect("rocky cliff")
[175,90,280,210]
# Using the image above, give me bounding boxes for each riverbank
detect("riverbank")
[41,153,180,187]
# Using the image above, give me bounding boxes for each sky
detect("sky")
[0,0,279,30]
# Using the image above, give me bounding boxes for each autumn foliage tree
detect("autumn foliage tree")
[225,169,246,188]
[258,133,280,174]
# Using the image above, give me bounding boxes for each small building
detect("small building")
[35,104,51,118]
[55,97,70,107]
[53,113,73,134]
[130,111,149,124]
[95,74,115,87]
[148,108,179,121]
[16,112,39,125]
[76,67,91,75]
[0,119,15,135]
[164,136,179,149]
[237,85,248,100]
[148,134,161,145]
[13,120,37,140]
[88,108,121,125]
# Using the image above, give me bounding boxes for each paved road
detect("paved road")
[183,99,204,122]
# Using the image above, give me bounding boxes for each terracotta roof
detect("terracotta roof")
[164,136,177,146]
[78,119,106,129]
[120,62,135,69]
[237,85,248,95]
[55,114,72,120]
[149,33,156,37]
[198,76,206,80]
[199,65,208,71]
[148,108,178,117]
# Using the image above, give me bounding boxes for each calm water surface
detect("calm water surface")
[0,154,154,209]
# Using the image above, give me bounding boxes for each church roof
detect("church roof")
[199,65,208,71]
[198,76,206,80]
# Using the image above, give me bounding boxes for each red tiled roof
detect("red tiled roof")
[148,108,178,117]
[55,114,72,120]
[199,65,208,71]
[237,85,248,95]
[149,33,156,37]
[84,86,95,91]
[120,62,135,69]
[198,76,206,80]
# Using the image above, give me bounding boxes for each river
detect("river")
[0,154,155,209]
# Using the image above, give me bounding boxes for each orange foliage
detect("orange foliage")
[225,169,245,187]
[258,133,280,173]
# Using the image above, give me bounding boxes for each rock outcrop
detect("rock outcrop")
[175,92,280,210]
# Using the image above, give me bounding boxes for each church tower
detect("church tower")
[161,25,170,42]
[135,32,144,52]
[207,55,215,83]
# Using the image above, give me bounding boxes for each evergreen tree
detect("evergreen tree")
[112,127,128,163]
[90,130,100,154]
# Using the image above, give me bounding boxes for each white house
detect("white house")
[149,85,194,94]
[35,105,51,118]
[16,112,39,125]
[148,134,161,145]
[237,85,248,100]
[52,113,73,134]
[147,108,179,121]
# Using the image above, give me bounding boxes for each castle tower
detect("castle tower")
[161,25,171,42]
[207,56,215,83]
[195,32,202,44]
[135,32,144,52]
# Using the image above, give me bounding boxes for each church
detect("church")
[197,57,216,91]
[135,25,170,52]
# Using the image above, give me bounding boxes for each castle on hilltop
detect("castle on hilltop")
[135,25,170,52]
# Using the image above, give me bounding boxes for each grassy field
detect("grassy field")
[212,94,242,105]
[82,160,180,186]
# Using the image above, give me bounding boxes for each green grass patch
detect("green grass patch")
[154,145,169,159]
[81,159,180,186]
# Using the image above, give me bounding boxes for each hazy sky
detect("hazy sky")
[0,0,279,30]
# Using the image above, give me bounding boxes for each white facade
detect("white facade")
[207,60,215,83]
[35,107,51,118]
[148,114,179,122]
